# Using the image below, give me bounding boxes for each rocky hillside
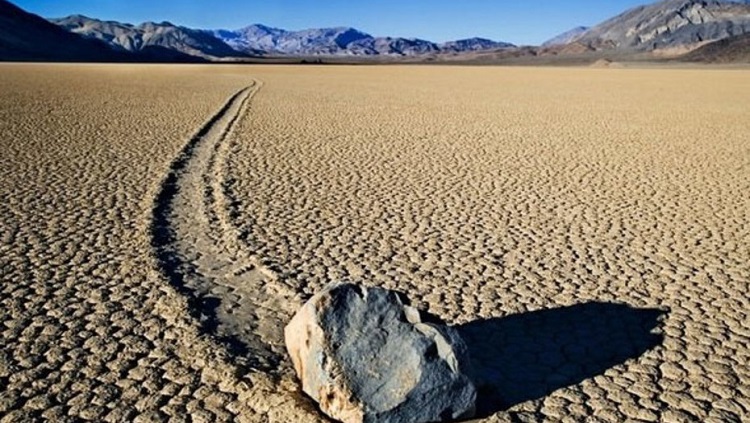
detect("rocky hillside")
[51,15,248,60]
[681,31,750,60]
[542,26,590,47]
[575,0,750,51]
[0,0,128,61]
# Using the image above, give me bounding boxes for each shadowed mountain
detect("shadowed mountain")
[51,15,249,60]
[439,37,515,52]
[457,302,666,415]
[358,36,440,56]
[574,0,750,52]
[0,0,128,61]
[542,26,590,47]
[681,31,750,61]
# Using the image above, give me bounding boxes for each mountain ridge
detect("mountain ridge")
[51,14,250,60]
[0,0,130,61]
[542,26,590,47]
[209,25,514,56]
[439,37,515,53]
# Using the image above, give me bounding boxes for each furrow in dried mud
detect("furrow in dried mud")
[150,80,302,374]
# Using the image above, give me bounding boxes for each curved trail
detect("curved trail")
[151,80,302,374]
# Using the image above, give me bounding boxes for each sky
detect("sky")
[15,0,651,45]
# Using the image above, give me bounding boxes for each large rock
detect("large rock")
[285,282,476,423]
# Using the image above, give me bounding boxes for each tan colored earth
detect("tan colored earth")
[1,63,748,422]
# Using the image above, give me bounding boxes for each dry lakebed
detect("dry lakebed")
[0,63,749,422]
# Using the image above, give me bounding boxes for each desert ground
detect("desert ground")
[0,63,748,422]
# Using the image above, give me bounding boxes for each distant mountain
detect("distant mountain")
[211,26,511,56]
[542,26,590,47]
[217,25,378,55]
[211,25,434,56]
[211,24,286,54]
[364,37,441,55]
[575,0,750,51]
[51,15,248,60]
[439,38,515,52]
[681,32,750,61]
[0,0,127,61]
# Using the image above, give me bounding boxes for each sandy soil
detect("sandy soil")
[1,63,749,422]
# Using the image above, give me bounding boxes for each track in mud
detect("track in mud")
[150,81,302,373]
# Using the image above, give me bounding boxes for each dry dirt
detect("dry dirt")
[1,63,749,422]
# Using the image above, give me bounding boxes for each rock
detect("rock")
[285,282,476,423]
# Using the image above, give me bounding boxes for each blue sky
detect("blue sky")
[16,0,650,45]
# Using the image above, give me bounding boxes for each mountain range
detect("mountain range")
[51,14,247,60]
[52,18,516,59]
[212,25,517,57]
[213,25,426,56]
[2,0,750,63]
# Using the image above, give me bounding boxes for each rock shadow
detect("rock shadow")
[455,302,666,416]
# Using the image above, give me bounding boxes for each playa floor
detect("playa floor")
[1,63,748,422]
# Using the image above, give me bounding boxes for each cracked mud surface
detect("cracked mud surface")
[0,64,321,423]
[1,64,749,422]
[226,66,750,422]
